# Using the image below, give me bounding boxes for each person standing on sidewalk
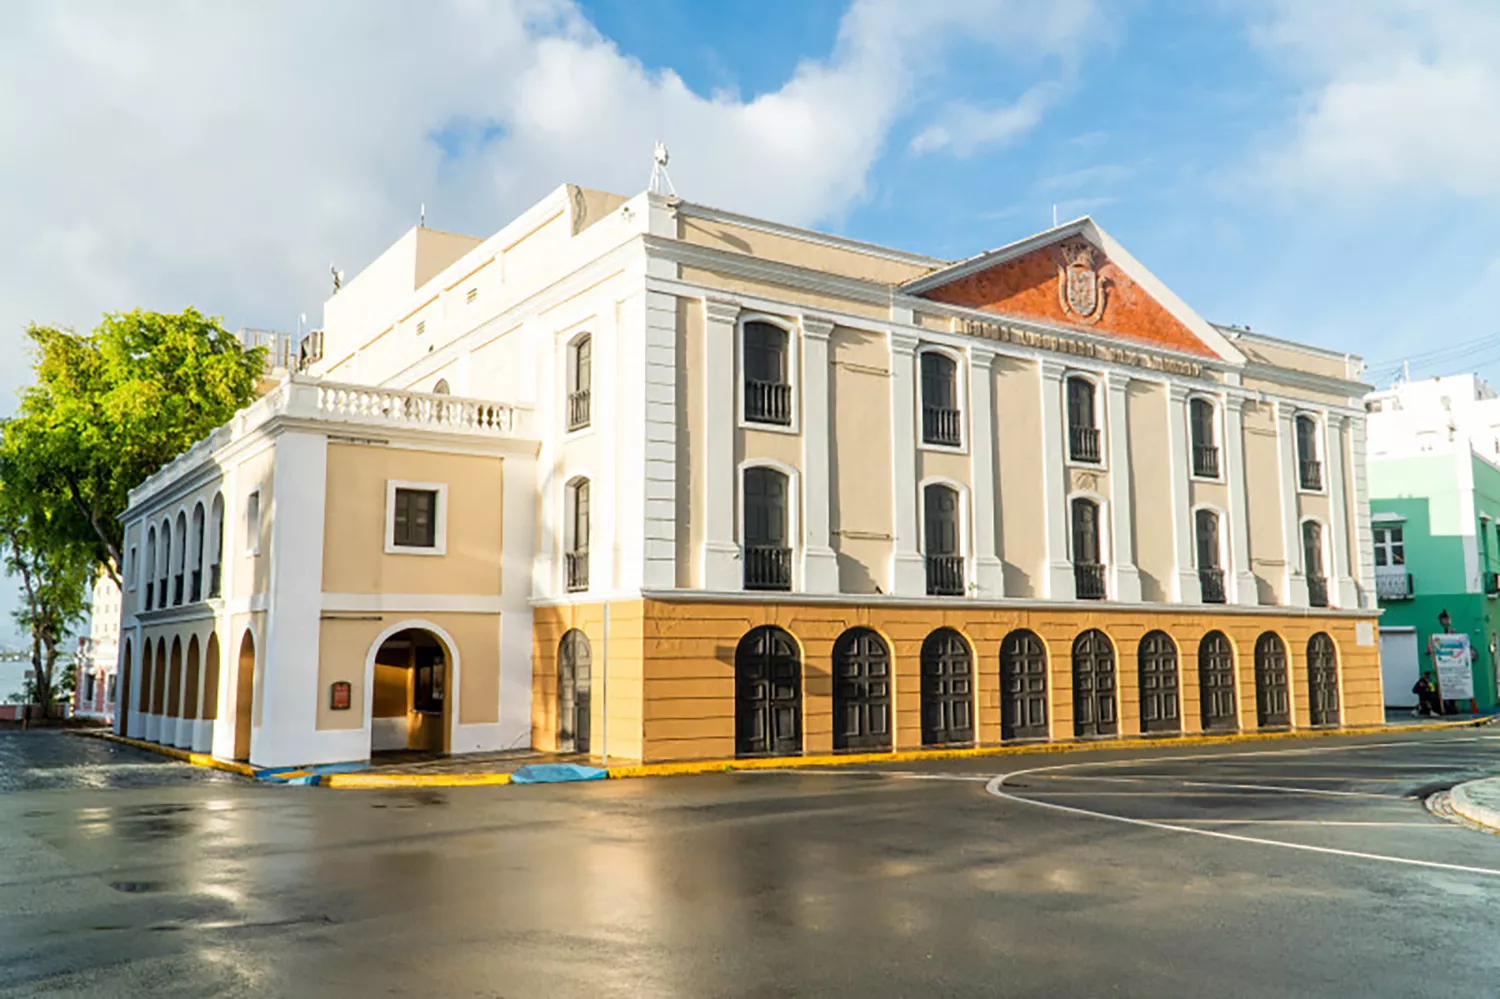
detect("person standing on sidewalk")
[1413,672,1442,717]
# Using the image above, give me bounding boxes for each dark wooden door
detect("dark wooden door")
[832,628,892,751]
[558,630,591,753]
[1307,633,1340,727]
[1198,632,1238,731]
[1255,633,1291,728]
[1072,629,1118,737]
[1137,630,1181,734]
[1001,630,1049,740]
[920,629,974,746]
[736,626,802,757]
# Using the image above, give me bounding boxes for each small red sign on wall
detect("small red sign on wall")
[330,681,351,711]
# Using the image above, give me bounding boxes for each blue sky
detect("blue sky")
[2,0,1499,643]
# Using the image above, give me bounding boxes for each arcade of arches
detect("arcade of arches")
[533,600,1378,763]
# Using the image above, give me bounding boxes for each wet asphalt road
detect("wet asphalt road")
[7,729,1500,997]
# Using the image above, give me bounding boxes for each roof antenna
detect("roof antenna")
[419,202,426,228]
[1052,203,1058,227]
[649,141,676,196]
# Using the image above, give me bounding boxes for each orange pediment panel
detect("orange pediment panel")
[915,240,1217,358]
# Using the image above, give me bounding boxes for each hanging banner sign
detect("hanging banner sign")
[1431,633,1475,700]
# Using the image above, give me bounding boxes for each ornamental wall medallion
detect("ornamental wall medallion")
[1057,240,1108,324]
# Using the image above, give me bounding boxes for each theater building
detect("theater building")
[115,183,1381,767]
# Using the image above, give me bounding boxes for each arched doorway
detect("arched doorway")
[234,630,256,761]
[152,642,168,727]
[1137,630,1181,734]
[920,628,974,746]
[370,628,452,754]
[117,639,133,736]
[202,633,221,726]
[735,626,801,757]
[832,628,892,751]
[1307,633,1340,727]
[1072,629,1118,737]
[166,637,183,723]
[1198,631,1237,732]
[183,636,201,735]
[1254,632,1291,728]
[1000,629,1048,741]
[137,638,153,728]
[557,630,592,753]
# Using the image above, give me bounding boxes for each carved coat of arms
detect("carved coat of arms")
[1056,240,1107,323]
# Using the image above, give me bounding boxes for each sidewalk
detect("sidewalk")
[1447,778,1500,832]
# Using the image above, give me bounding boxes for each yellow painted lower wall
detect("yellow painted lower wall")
[535,598,1383,764]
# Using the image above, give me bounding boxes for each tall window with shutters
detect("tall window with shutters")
[565,478,590,592]
[742,322,792,426]
[742,466,791,590]
[1195,508,1225,603]
[567,334,591,431]
[919,351,962,447]
[1296,414,1323,490]
[923,483,964,596]
[1189,397,1220,478]
[1067,376,1101,463]
[1071,497,1105,599]
[1303,519,1328,607]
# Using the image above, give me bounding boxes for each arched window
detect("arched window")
[1072,629,1118,737]
[1198,631,1237,731]
[245,491,261,556]
[1189,397,1219,477]
[831,628,892,751]
[432,378,450,395]
[919,350,961,447]
[1303,520,1327,607]
[743,466,791,591]
[1195,508,1225,603]
[1071,497,1105,600]
[743,321,791,426]
[566,334,590,430]
[1000,629,1048,740]
[174,511,188,605]
[1253,632,1290,728]
[734,625,801,757]
[1296,414,1322,489]
[564,477,590,592]
[1137,631,1180,734]
[1307,633,1339,727]
[923,483,963,595]
[208,494,225,597]
[158,519,172,607]
[1066,375,1100,463]
[145,527,158,611]
[190,503,206,602]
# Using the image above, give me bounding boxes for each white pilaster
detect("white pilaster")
[1275,401,1310,606]
[496,454,538,751]
[968,345,1004,596]
[890,331,927,594]
[1326,414,1358,609]
[1223,396,1258,605]
[702,298,741,591]
[1105,373,1142,602]
[250,424,329,768]
[1040,360,1075,599]
[1167,385,1198,602]
[800,315,839,593]
[640,290,679,590]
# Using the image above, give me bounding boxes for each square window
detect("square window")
[393,489,437,548]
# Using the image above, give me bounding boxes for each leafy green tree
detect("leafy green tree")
[0,501,92,715]
[0,309,265,587]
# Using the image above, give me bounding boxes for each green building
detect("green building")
[1368,376,1500,710]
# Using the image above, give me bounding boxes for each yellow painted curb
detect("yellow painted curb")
[322,772,514,789]
[75,730,258,778]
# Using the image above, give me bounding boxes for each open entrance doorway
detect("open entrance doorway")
[234,630,255,762]
[371,628,451,754]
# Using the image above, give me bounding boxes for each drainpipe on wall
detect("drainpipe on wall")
[601,601,610,765]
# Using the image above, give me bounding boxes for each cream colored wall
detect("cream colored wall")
[677,297,703,588]
[679,266,888,321]
[995,357,1045,596]
[320,444,504,596]
[1240,377,1351,408]
[415,229,484,289]
[677,217,935,286]
[830,327,893,594]
[232,446,276,598]
[1242,401,1286,603]
[571,186,629,234]
[1235,337,1351,380]
[1128,382,1174,601]
[1189,479,1230,517]
[501,209,568,294]
[315,612,502,733]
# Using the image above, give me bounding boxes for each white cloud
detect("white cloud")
[910,85,1060,157]
[1253,0,1500,200]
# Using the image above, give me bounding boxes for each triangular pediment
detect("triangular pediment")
[902,220,1242,363]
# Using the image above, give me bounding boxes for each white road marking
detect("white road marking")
[1037,773,1409,797]
[987,764,1500,879]
[1154,819,1458,828]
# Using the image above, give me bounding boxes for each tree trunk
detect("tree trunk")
[63,475,122,588]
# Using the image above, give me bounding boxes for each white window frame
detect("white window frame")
[1063,371,1107,471]
[564,330,594,438]
[735,313,800,435]
[1300,515,1330,580]
[915,344,968,454]
[1294,411,1327,495]
[737,459,801,590]
[918,476,972,575]
[561,474,592,594]
[244,490,261,557]
[1186,392,1225,483]
[126,544,138,591]
[1189,503,1231,572]
[385,480,448,556]
[1065,489,1111,565]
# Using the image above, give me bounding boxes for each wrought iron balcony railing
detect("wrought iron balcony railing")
[744,545,792,591]
[1374,570,1412,601]
[1199,567,1226,604]
[922,405,962,447]
[567,389,591,431]
[1193,444,1220,478]
[1069,425,1101,464]
[1074,561,1107,600]
[1300,458,1323,491]
[925,555,966,596]
[1307,574,1329,607]
[565,552,589,592]
[745,379,793,426]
